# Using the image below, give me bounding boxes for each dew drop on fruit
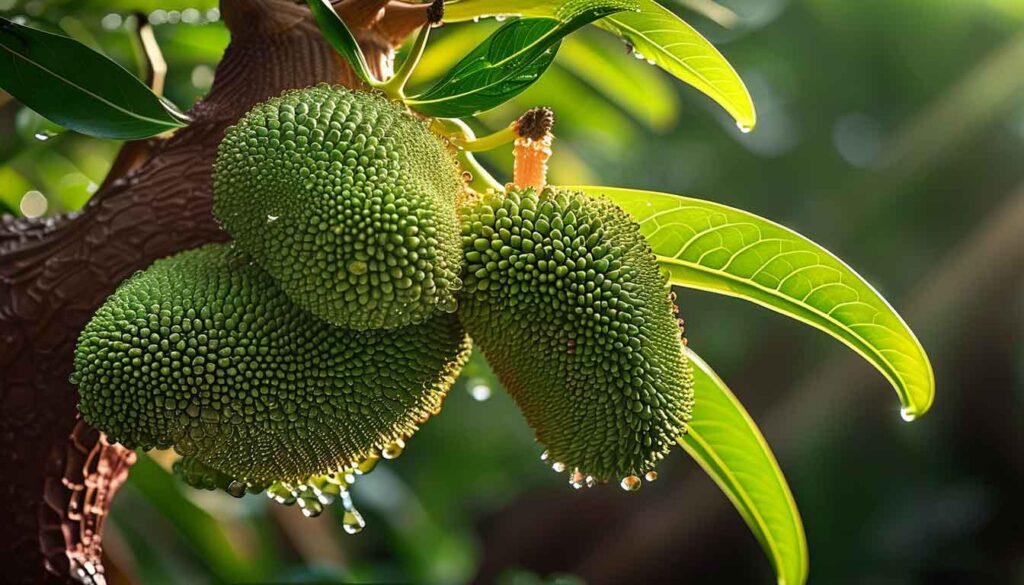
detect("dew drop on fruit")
[382,438,405,460]
[551,461,566,473]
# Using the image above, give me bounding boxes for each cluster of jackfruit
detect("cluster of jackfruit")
[458,187,693,482]
[73,84,693,497]
[74,86,469,491]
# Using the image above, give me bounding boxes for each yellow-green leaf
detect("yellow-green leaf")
[568,186,935,419]
[680,347,808,585]
[595,0,756,130]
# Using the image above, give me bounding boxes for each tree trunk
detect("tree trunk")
[0,1,423,582]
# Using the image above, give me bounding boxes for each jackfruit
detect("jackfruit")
[72,243,470,485]
[458,187,694,482]
[213,84,464,330]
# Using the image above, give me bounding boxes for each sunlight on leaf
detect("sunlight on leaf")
[568,186,935,419]
[680,347,808,585]
[409,3,628,118]
[595,0,756,130]
[0,17,187,139]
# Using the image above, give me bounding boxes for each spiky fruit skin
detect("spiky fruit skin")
[213,84,464,330]
[459,187,694,481]
[72,244,470,485]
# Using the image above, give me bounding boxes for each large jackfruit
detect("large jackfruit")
[72,244,470,485]
[213,84,464,330]
[459,187,694,482]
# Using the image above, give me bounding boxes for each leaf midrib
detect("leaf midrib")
[0,39,179,130]
[657,253,913,404]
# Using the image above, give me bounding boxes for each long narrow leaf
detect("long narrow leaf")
[595,0,756,130]
[0,18,187,140]
[568,186,935,420]
[408,4,629,118]
[307,0,375,85]
[680,347,808,585]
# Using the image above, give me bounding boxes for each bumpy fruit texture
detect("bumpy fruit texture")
[459,187,694,481]
[213,84,464,330]
[72,244,470,485]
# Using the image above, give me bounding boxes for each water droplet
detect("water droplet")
[620,475,642,491]
[342,509,365,534]
[644,471,658,482]
[495,14,507,21]
[300,498,323,518]
[551,461,566,473]
[472,16,480,22]
[585,475,596,488]
[900,407,917,422]
[539,450,549,462]
[226,480,247,498]
[34,131,54,141]
[469,383,491,402]
[569,469,585,489]
[266,214,279,222]
[382,438,405,460]
[632,51,646,60]
[736,121,753,134]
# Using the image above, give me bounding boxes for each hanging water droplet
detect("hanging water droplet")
[472,16,480,22]
[569,469,585,489]
[495,14,507,21]
[551,461,566,473]
[469,382,491,402]
[34,131,54,141]
[620,475,642,491]
[632,51,646,60]
[226,480,247,498]
[342,509,366,534]
[585,475,596,488]
[300,498,323,518]
[736,121,753,134]
[382,438,405,460]
[900,407,917,422]
[539,450,550,462]
[644,471,658,482]
[646,58,656,65]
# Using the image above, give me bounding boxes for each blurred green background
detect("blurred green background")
[2,0,1023,583]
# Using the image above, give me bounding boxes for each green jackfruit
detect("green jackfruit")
[458,187,694,482]
[213,84,464,330]
[72,244,470,485]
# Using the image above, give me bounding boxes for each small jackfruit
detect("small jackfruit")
[458,187,694,482]
[72,243,470,485]
[213,84,464,330]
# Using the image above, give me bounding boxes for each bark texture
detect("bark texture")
[0,1,421,581]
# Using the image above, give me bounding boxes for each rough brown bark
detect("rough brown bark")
[0,1,424,582]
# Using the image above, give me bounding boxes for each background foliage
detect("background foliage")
[2,0,1022,582]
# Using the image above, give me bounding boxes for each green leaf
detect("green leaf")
[444,0,639,23]
[569,186,935,419]
[595,0,756,130]
[306,0,375,85]
[408,5,628,118]
[680,347,808,585]
[0,18,188,140]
